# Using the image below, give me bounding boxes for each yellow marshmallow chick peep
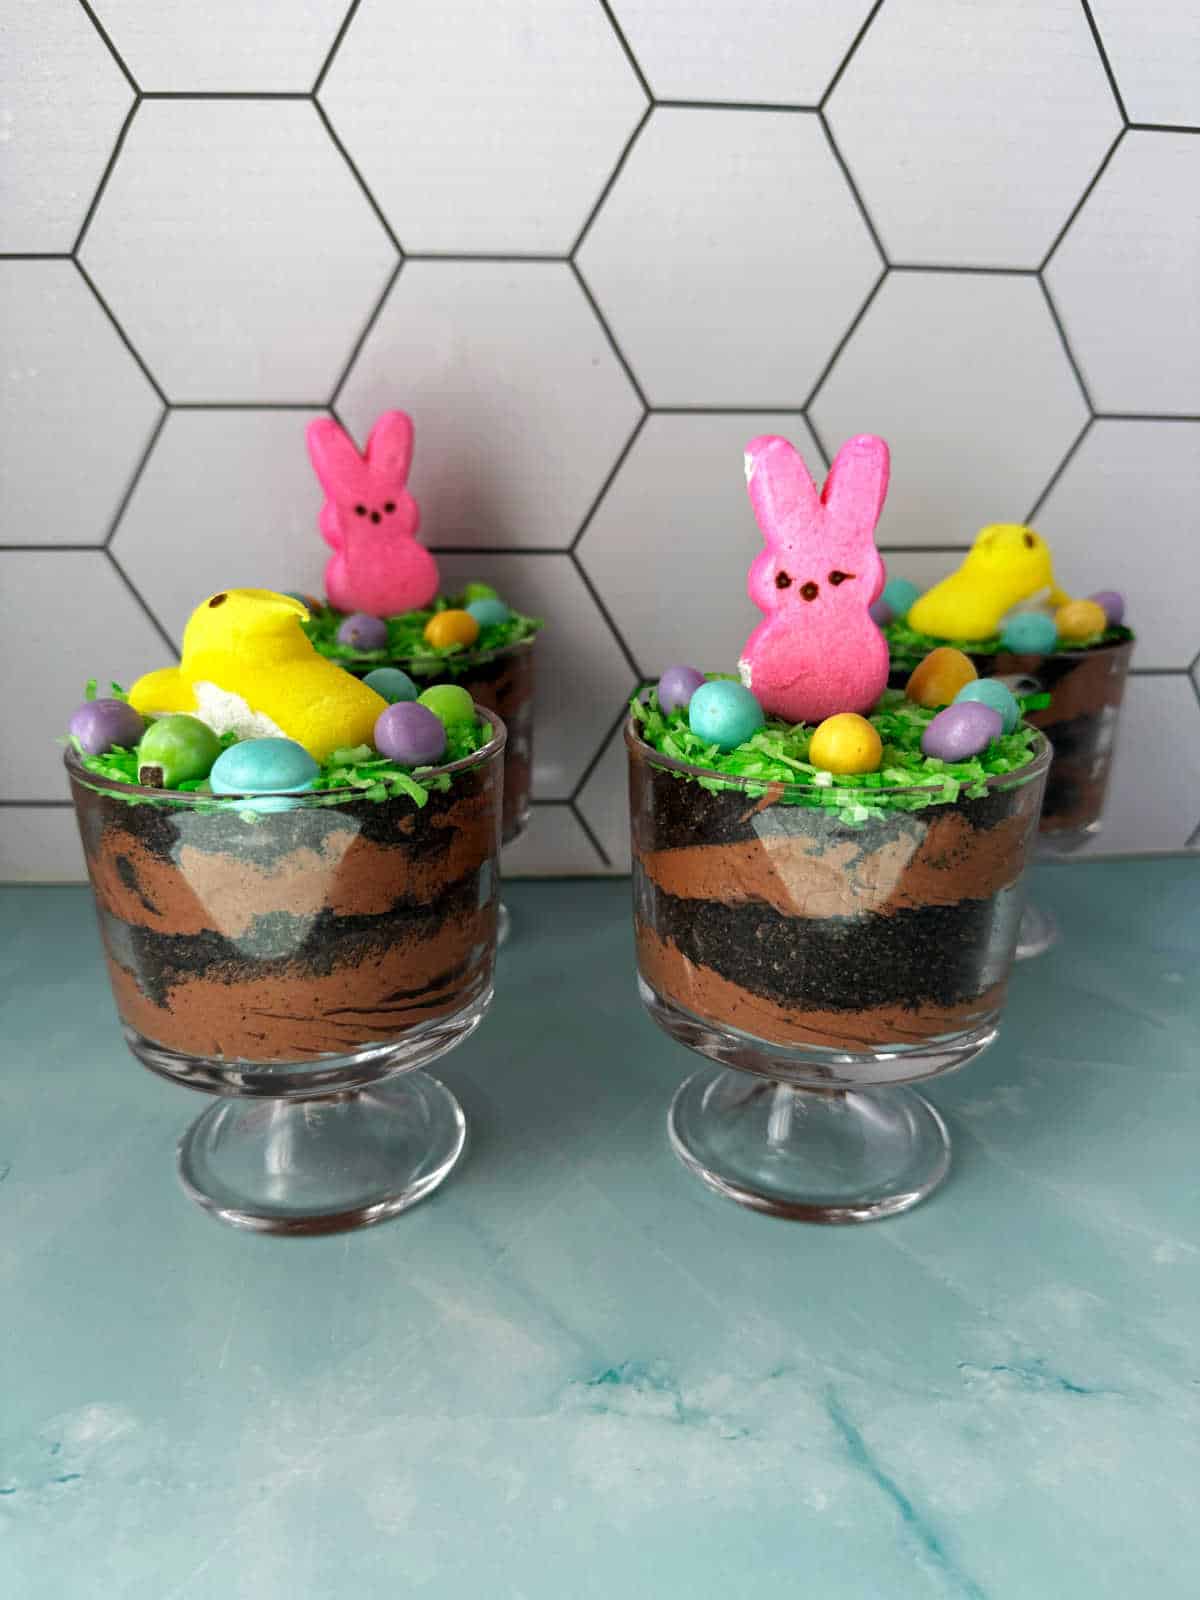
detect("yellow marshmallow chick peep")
[907,524,1070,642]
[129,589,387,762]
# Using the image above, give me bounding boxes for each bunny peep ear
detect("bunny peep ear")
[365,410,414,484]
[306,416,368,498]
[820,434,890,535]
[743,435,820,543]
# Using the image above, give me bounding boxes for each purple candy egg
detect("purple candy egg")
[657,664,706,714]
[1088,590,1125,627]
[921,702,1004,763]
[68,697,144,756]
[374,702,447,766]
[869,597,894,627]
[337,611,388,651]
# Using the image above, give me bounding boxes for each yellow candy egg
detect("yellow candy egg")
[808,713,883,775]
[1054,598,1108,643]
[905,646,978,708]
[423,609,481,649]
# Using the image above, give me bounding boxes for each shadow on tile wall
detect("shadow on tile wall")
[2,0,1198,879]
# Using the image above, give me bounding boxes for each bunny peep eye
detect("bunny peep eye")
[384,501,396,514]
[354,504,366,517]
[775,571,792,589]
[828,570,854,586]
[800,581,819,602]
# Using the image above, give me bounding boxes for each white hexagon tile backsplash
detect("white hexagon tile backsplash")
[1,0,1197,878]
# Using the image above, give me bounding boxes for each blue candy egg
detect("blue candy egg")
[465,597,511,629]
[953,677,1020,733]
[882,577,920,617]
[210,738,318,812]
[1000,611,1058,655]
[688,680,764,751]
[921,702,1003,763]
[363,666,419,703]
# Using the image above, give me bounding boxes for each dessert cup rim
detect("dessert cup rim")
[323,633,538,673]
[890,633,1135,668]
[624,715,1051,801]
[64,705,507,806]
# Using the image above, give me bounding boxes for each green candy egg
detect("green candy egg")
[462,581,499,604]
[417,683,476,727]
[137,714,221,788]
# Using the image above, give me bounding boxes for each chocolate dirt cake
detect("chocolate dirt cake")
[629,690,1050,1065]
[880,527,1133,844]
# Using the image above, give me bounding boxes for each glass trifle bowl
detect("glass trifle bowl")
[627,715,1051,1222]
[66,709,505,1234]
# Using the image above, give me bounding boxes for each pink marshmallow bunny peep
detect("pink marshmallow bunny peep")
[306,410,439,616]
[739,433,890,725]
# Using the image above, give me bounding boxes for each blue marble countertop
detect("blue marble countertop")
[1,860,1198,1599]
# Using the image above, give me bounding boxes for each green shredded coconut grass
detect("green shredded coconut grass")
[884,616,1133,667]
[630,685,1043,824]
[303,594,542,675]
[66,692,492,814]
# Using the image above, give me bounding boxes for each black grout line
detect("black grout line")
[652,403,813,416]
[889,262,1039,276]
[655,99,820,114]
[802,264,888,413]
[817,111,888,265]
[102,407,167,549]
[311,98,404,256]
[329,257,403,407]
[73,98,139,256]
[74,0,139,92]
[105,549,180,659]
[571,693,634,802]
[569,102,653,260]
[1039,126,1124,271]
[0,799,74,809]
[1128,122,1200,135]
[0,543,105,552]
[1079,0,1129,125]
[0,252,74,261]
[568,549,644,683]
[1024,415,1093,523]
[72,260,169,406]
[878,544,971,554]
[1129,667,1193,677]
[568,258,649,411]
[140,91,311,100]
[819,0,886,110]
[1187,819,1200,850]
[405,251,569,263]
[171,400,328,411]
[313,0,362,95]
[570,410,648,552]
[1037,274,1095,412]
[1094,412,1200,424]
[570,799,612,868]
[427,545,572,556]
[595,0,654,102]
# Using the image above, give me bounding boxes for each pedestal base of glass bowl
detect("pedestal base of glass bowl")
[641,979,995,1223]
[669,1067,951,1224]
[127,989,488,1235]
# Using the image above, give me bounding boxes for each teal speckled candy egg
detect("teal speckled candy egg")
[210,738,318,809]
[688,680,764,751]
[882,577,920,617]
[1000,611,1058,654]
[466,597,511,629]
[363,666,418,703]
[954,677,1021,733]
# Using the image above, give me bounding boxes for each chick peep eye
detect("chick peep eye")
[1023,531,1035,549]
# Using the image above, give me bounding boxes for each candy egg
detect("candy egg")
[688,680,765,751]
[1088,589,1125,626]
[881,577,920,617]
[999,611,1058,654]
[657,664,705,714]
[210,738,318,796]
[921,702,1003,762]
[868,597,894,627]
[905,646,978,708]
[136,714,221,788]
[337,612,388,651]
[417,683,475,727]
[285,591,320,612]
[375,702,447,766]
[808,713,882,775]
[424,609,480,649]
[465,597,511,629]
[1054,598,1108,643]
[462,581,499,604]
[362,666,418,703]
[953,677,1020,733]
[68,697,144,756]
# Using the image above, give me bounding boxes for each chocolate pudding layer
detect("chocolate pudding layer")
[347,641,534,844]
[67,728,504,1066]
[890,639,1132,838]
[628,723,1049,1056]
